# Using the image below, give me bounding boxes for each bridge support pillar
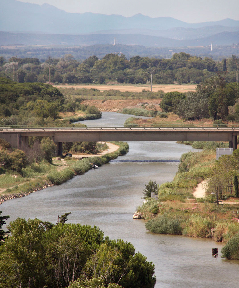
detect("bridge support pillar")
[18,135,28,151]
[229,135,237,151]
[56,142,63,156]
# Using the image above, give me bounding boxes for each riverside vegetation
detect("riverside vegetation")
[0,216,156,288]
[0,77,158,288]
[137,143,239,260]
[0,139,129,202]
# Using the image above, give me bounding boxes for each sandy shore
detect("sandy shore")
[71,142,119,158]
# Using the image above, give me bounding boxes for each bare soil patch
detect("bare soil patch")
[54,84,196,93]
[193,180,208,198]
[81,99,162,112]
[71,142,119,158]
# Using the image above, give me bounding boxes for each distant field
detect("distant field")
[54,84,196,93]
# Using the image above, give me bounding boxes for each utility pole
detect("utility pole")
[49,65,51,84]
[151,73,153,92]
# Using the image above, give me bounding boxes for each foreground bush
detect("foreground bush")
[0,218,156,288]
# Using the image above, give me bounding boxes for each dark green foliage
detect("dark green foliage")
[0,211,9,244]
[86,105,102,118]
[40,138,56,163]
[0,218,156,288]
[79,238,156,288]
[160,91,186,113]
[176,91,209,120]
[1,54,236,86]
[0,149,28,173]
[145,215,182,235]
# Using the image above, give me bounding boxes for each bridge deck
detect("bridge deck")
[0,127,238,150]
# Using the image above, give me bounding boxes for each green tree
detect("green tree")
[176,91,209,120]
[160,92,186,113]
[143,180,158,198]
[0,218,52,288]
[80,239,156,288]
[0,218,156,288]
[40,137,56,163]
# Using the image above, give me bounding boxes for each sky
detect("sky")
[17,0,239,23]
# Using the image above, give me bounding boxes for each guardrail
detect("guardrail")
[1,126,239,131]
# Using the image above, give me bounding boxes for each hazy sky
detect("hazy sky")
[17,0,239,23]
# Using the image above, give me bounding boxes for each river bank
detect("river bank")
[0,141,126,205]
[2,136,239,286]
[137,147,239,245]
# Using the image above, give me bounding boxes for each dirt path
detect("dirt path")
[193,180,208,198]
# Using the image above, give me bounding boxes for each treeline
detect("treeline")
[160,76,239,121]
[0,53,238,85]
[0,217,156,288]
[0,77,101,127]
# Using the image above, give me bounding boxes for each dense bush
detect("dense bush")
[47,168,75,185]
[183,215,214,238]
[0,218,156,288]
[145,215,182,235]
[160,92,186,113]
[121,107,156,117]
[0,149,28,173]
[221,233,239,259]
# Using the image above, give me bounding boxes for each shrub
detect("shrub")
[145,214,182,235]
[213,119,228,127]
[157,112,168,118]
[124,117,139,128]
[72,158,92,175]
[47,168,75,185]
[1,149,28,173]
[121,107,152,117]
[221,233,239,259]
[183,215,214,238]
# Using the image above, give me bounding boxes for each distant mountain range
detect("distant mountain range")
[0,0,239,47]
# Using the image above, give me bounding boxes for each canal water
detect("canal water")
[1,112,239,287]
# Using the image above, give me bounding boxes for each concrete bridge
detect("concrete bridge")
[0,127,238,155]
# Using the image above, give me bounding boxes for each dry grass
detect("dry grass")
[54,84,196,93]
[81,99,162,112]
